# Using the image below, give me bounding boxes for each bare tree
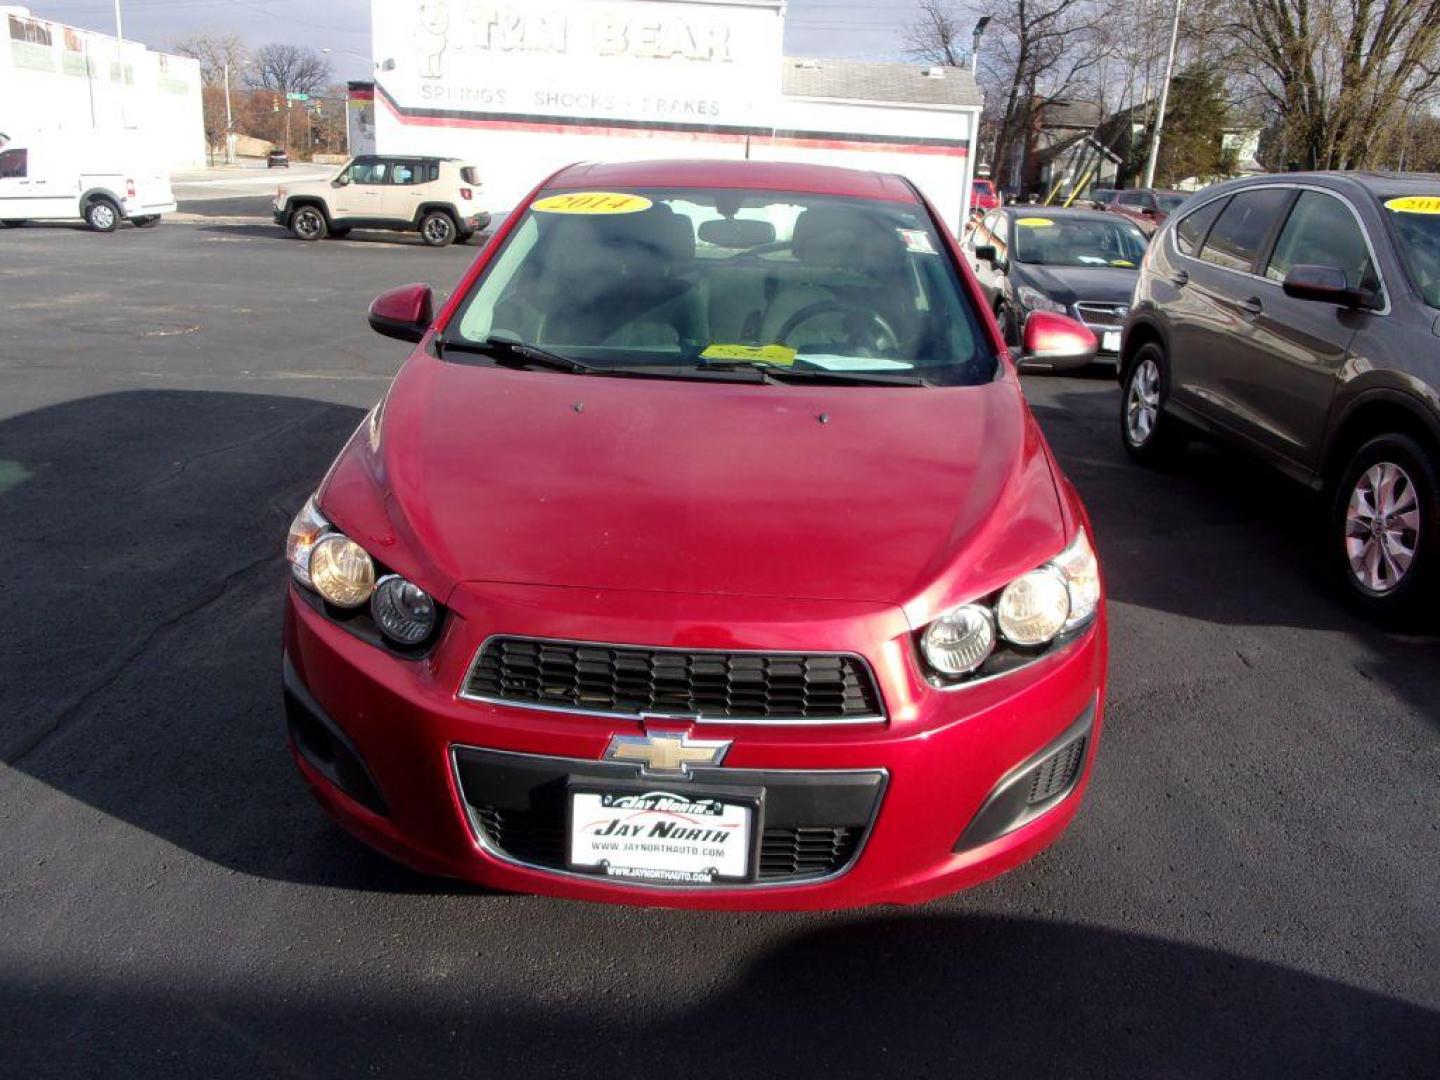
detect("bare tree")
[903,0,969,67]
[245,43,333,97]
[171,32,249,88]
[1222,0,1440,169]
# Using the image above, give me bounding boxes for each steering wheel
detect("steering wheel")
[776,301,901,356]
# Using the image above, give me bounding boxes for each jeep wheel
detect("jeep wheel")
[85,198,120,233]
[290,206,327,241]
[1331,433,1439,622]
[420,210,456,248]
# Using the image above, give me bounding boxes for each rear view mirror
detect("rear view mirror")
[1282,264,1376,309]
[1017,311,1098,371]
[369,283,434,343]
[698,218,776,249]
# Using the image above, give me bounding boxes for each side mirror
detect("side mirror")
[1282,264,1376,309]
[974,244,998,266]
[1017,311,1098,371]
[368,283,434,343]
[333,173,350,187]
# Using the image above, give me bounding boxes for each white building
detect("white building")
[369,0,982,232]
[0,6,205,171]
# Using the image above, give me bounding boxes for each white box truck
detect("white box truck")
[0,133,177,231]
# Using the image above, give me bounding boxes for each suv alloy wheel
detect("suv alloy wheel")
[1331,433,1439,619]
[1120,342,1185,462]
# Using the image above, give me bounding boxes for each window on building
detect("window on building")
[8,15,53,46]
[1198,188,1291,273]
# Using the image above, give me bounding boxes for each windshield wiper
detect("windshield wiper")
[436,335,604,374]
[436,336,772,383]
[697,360,928,387]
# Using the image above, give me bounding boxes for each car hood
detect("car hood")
[328,355,1067,611]
[1017,264,1138,306]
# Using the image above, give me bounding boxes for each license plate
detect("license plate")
[568,786,756,884]
[1102,330,1121,353]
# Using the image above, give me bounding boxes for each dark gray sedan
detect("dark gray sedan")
[961,206,1148,368]
[1120,171,1440,621]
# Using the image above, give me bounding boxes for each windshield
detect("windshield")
[1011,215,1149,268]
[450,187,995,386]
[1157,193,1187,213]
[1383,196,1440,309]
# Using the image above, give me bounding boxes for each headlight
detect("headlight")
[1052,527,1100,631]
[920,604,995,676]
[1017,286,1067,315]
[285,496,329,588]
[996,567,1071,646]
[308,534,376,608]
[370,575,437,645]
[919,527,1101,682]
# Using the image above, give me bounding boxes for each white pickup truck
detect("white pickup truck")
[0,136,176,232]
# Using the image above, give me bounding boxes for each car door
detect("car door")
[383,159,424,224]
[333,156,387,221]
[1169,186,1293,431]
[1234,188,1379,470]
[0,146,28,217]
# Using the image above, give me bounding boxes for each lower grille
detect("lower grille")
[1027,736,1086,805]
[474,804,862,882]
[462,636,884,723]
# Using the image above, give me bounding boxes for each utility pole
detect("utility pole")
[971,16,990,74]
[113,0,128,127]
[223,60,235,164]
[1143,0,1183,189]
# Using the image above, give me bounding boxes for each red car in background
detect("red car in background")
[282,159,1108,909]
[972,176,1001,212]
[1101,188,1190,233]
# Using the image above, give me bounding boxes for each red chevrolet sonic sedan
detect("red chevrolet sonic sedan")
[282,160,1108,909]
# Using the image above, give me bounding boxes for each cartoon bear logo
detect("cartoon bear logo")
[415,0,449,79]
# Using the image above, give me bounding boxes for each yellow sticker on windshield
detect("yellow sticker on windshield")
[700,344,797,365]
[1384,196,1440,215]
[1016,217,1055,227]
[1110,259,1136,268]
[532,192,653,215]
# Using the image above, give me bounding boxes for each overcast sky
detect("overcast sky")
[25,0,929,82]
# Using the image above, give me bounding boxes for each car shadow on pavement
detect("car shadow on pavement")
[0,390,475,894]
[194,221,493,248]
[2,914,1435,1078]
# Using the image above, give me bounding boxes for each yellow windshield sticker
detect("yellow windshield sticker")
[700,344,797,365]
[532,192,654,215]
[1016,217,1055,227]
[1384,196,1440,215]
[1109,259,1136,268]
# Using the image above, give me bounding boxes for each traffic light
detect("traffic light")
[272,95,279,112]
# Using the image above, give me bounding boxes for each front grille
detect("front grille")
[473,804,861,882]
[464,637,884,722]
[1074,302,1127,328]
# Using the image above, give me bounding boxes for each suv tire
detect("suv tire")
[85,197,120,233]
[290,205,328,241]
[1330,432,1439,622]
[420,210,456,248]
[1121,341,1186,463]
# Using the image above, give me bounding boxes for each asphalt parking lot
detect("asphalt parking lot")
[1,215,1436,1078]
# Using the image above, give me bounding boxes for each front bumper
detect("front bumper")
[283,581,1106,910]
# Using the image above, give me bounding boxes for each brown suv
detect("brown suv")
[1119,172,1440,619]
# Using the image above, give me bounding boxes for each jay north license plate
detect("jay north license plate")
[568,786,758,884]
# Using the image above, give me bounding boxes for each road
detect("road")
[0,218,1436,1079]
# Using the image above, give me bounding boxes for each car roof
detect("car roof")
[1202,171,1440,205]
[546,159,920,203]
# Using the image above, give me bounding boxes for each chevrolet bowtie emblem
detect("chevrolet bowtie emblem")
[603,732,731,777]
